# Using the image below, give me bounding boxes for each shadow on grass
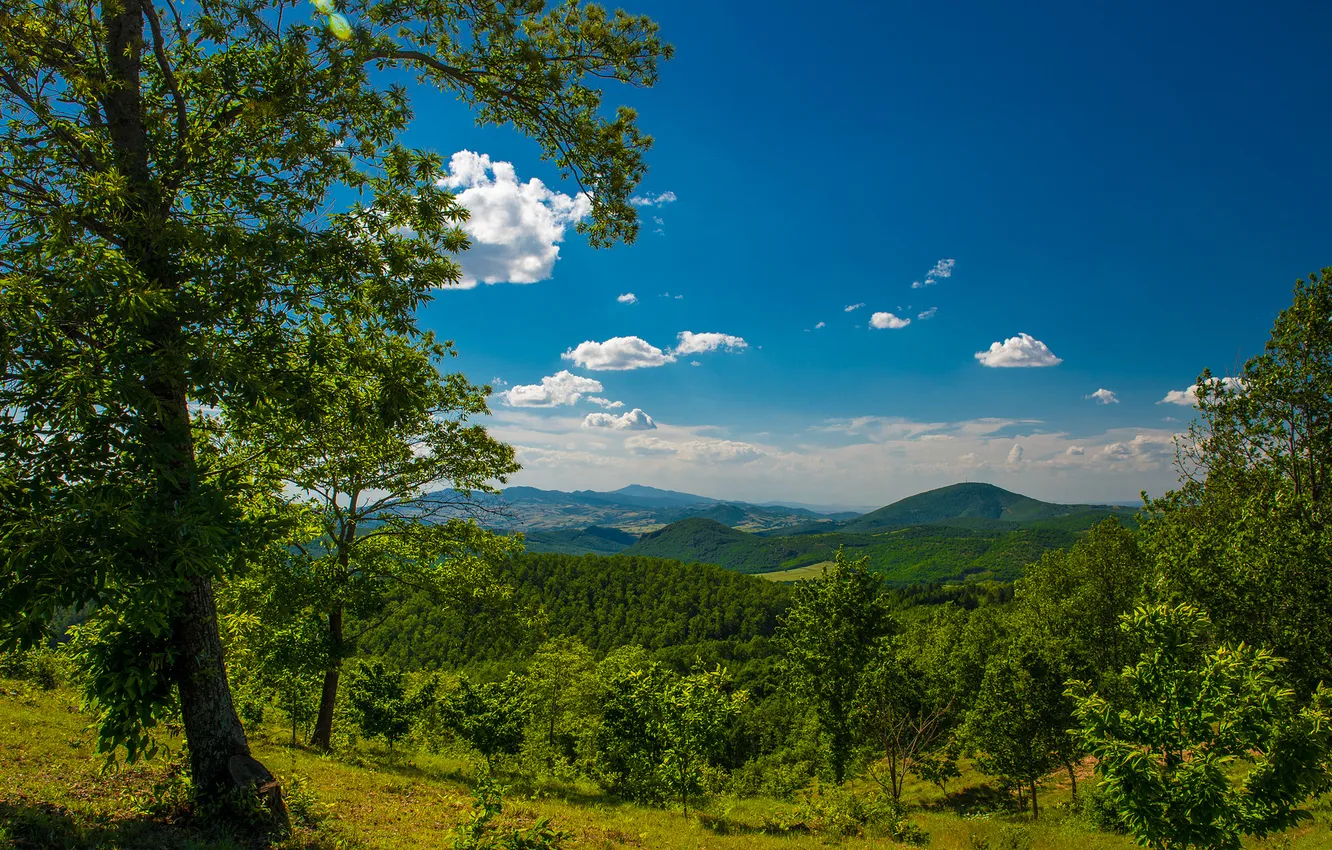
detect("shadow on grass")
[695,811,775,837]
[0,798,204,850]
[339,749,631,811]
[0,797,330,850]
[926,783,1012,816]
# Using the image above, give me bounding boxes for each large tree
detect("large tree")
[222,327,520,751]
[0,0,669,794]
[1144,269,1332,693]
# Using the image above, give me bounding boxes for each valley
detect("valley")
[490,482,1138,585]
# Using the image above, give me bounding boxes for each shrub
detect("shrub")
[0,647,67,689]
[451,779,568,850]
[763,782,928,845]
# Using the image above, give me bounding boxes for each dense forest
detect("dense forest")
[621,505,1135,584]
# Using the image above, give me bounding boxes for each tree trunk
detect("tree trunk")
[172,573,256,791]
[310,605,344,749]
[98,0,270,799]
[1065,760,1078,799]
[1030,780,1038,821]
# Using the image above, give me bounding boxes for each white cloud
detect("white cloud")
[974,333,1062,368]
[583,408,656,431]
[439,150,590,287]
[561,331,748,371]
[680,438,765,463]
[630,191,677,207]
[815,321,826,329]
[490,377,508,387]
[513,445,617,468]
[1007,444,1025,465]
[690,361,702,367]
[562,336,674,371]
[617,292,637,304]
[672,331,748,356]
[1087,388,1119,405]
[488,408,1186,506]
[624,435,679,456]
[912,258,956,289]
[870,312,911,330]
[844,302,865,312]
[501,370,603,407]
[1160,377,1244,406]
[928,258,955,280]
[917,307,937,320]
[586,397,624,409]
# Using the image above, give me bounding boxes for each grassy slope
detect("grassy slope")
[6,681,1328,850]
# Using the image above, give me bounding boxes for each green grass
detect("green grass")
[4,679,1330,850]
[758,562,831,582]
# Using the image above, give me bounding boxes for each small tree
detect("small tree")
[594,663,672,803]
[658,668,746,815]
[777,547,886,782]
[227,327,522,751]
[446,674,530,773]
[1069,603,1332,850]
[525,637,598,770]
[965,640,1076,820]
[592,659,745,811]
[347,660,420,751]
[853,636,954,804]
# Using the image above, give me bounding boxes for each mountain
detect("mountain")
[836,482,1136,534]
[621,483,1139,585]
[439,485,854,540]
[577,484,722,509]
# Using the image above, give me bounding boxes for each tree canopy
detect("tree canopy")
[0,0,669,792]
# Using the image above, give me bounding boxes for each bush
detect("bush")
[763,782,929,845]
[0,647,67,689]
[451,779,568,850]
[1074,782,1126,834]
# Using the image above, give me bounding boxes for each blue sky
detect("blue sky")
[399,0,1332,507]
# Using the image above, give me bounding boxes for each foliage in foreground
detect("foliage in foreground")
[1071,603,1332,850]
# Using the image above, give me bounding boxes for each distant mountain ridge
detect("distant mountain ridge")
[462,484,858,540]
[620,483,1139,585]
[838,482,1133,534]
[428,482,1137,571]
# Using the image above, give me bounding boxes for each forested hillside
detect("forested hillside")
[521,525,639,555]
[837,482,1136,534]
[360,552,793,679]
[623,508,1133,584]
